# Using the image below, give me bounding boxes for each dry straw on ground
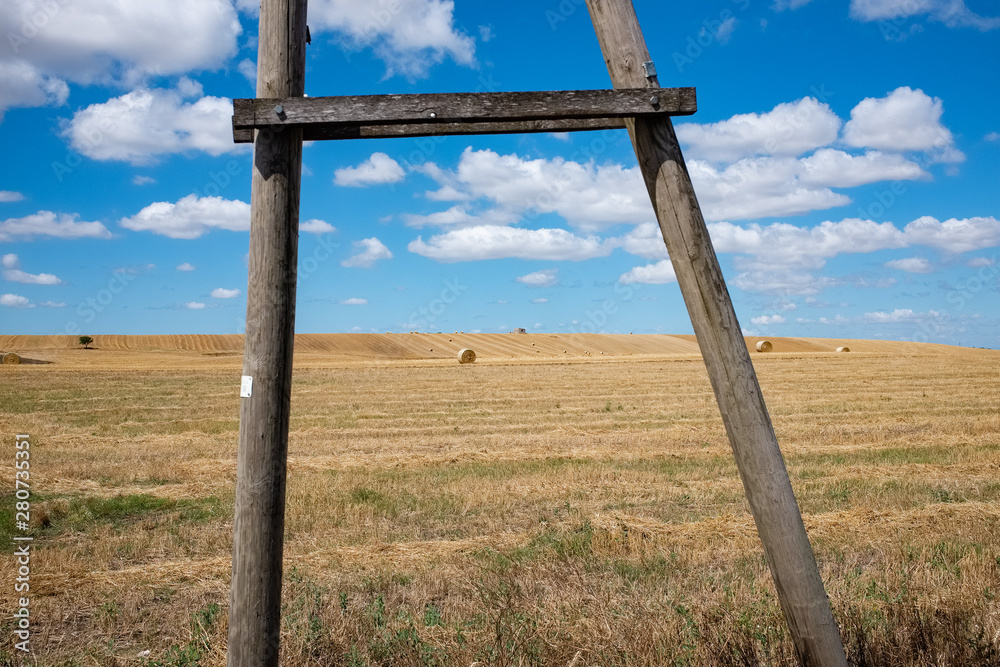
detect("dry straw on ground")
[2,334,999,665]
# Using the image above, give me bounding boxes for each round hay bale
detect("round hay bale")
[836,346,850,353]
[755,340,773,353]
[457,348,476,364]
[3,352,21,365]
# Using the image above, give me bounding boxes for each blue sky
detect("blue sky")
[1,0,998,347]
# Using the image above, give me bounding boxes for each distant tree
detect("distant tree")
[79,336,93,349]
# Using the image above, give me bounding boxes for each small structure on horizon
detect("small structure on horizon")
[513,328,527,334]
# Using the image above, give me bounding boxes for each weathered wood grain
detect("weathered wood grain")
[231,87,695,142]
[227,0,307,665]
[236,117,628,143]
[585,1,849,665]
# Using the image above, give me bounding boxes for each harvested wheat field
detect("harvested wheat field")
[1,334,999,666]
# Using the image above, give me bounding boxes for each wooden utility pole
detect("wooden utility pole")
[584,1,849,664]
[227,0,308,665]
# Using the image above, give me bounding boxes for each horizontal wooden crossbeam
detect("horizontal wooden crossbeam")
[231,87,695,143]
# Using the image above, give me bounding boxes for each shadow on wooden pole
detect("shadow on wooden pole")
[227,0,308,665]
[584,1,849,664]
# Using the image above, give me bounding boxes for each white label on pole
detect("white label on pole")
[240,375,253,398]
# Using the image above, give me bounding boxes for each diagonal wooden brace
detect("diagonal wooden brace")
[584,1,849,665]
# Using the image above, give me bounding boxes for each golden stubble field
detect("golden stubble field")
[1,335,999,666]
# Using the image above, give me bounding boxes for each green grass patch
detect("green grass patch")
[0,493,225,546]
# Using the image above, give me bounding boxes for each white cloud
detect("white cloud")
[516,269,559,288]
[300,0,476,79]
[342,237,393,268]
[842,87,964,162]
[334,153,406,187]
[2,254,61,285]
[689,157,851,221]
[0,59,69,119]
[751,314,786,325]
[615,223,669,261]
[620,260,677,285]
[675,97,842,162]
[773,0,817,9]
[709,219,908,268]
[132,176,156,186]
[61,87,243,164]
[339,298,368,305]
[40,300,66,308]
[0,0,241,86]
[798,149,925,187]
[408,225,611,262]
[616,215,1000,295]
[0,210,111,241]
[120,195,249,239]
[700,16,738,44]
[863,308,944,323]
[412,119,929,231]
[854,276,898,288]
[237,59,257,85]
[849,0,1000,29]
[403,205,518,229]
[415,148,652,232]
[688,149,925,222]
[176,263,196,271]
[985,132,1000,142]
[708,218,906,295]
[300,219,337,234]
[902,216,1000,254]
[184,302,206,310]
[717,16,738,43]
[0,191,25,202]
[733,271,839,296]
[531,298,548,304]
[885,257,933,273]
[211,288,241,299]
[967,257,996,268]
[0,293,32,308]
